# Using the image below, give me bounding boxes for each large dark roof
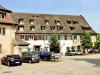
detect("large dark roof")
[0,5,12,12]
[12,12,96,35]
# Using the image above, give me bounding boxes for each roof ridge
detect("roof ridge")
[12,12,81,17]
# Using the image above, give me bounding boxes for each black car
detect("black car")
[22,53,40,63]
[1,55,22,66]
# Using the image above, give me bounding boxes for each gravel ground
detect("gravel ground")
[0,54,100,75]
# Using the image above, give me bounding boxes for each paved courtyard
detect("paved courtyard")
[0,54,100,75]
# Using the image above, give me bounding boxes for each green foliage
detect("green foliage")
[71,46,75,49]
[97,33,100,41]
[95,42,100,50]
[49,34,60,53]
[81,31,92,49]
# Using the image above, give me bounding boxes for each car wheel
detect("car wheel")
[29,60,32,63]
[19,63,22,66]
[37,61,40,63]
[7,62,10,66]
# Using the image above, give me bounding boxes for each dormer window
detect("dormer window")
[41,26,46,30]
[67,20,71,24]
[44,20,49,25]
[55,20,60,25]
[18,26,24,31]
[57,26,63,30]
[19,19,24,24]
[50,26,55,30]
[30,20,34,24]
[70,26,75,30]
[73,21,78,24]
[30,26,35,31]
[0,13,6,19]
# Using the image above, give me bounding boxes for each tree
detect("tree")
[95,42,100,50]
[81,31,92,53]
[97,33,100,41]
[49,34,60,53]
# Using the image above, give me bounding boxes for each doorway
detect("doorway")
[34,46,40,52]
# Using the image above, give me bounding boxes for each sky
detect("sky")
[0,0,100,33]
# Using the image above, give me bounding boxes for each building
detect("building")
[0,5,97,55]
[0,5,29,57]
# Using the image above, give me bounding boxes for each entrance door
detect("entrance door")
[34,46,40,52]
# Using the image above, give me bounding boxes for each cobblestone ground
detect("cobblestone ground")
[0,54,100,75]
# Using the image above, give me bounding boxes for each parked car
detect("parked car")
[1,55,22,66]
[39,51,61,61]
[77,50,83,55]
[88,49,100,54]
[65,50,83,56]
[22,53,40,63]
[70,50,77,56]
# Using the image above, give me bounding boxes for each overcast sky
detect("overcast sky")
[0,0,100,33]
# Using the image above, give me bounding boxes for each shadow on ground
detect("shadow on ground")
[71,58,100,68]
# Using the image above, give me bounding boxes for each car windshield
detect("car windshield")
[71,50,75,52]
[77,50,81,52]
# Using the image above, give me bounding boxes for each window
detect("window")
[30,26,35,31]
[18,26,24,31]
[50,26,55,30]
[0,44,2,53]
[2,28,5,35]
[41,26,46,30]
[29,36,34,40]
[81,27,91,31]
[20,36,25,40]
[25,36,29,41]
[70,26,75,30]
[19,19,24,24]
[73,21,78,24]
[77,36,81,40]
[38,36,42,40]
[67,36,72,40]
[44,20,49,25]
[64,35,67,40]
[57,26,63,30]
[34,35,38,40]
[73,36,77,40]
[0,28,6,35]
[55,20,60,25]
[46,35,51,40]
[0,13,6,19]
[67,20,71,24]
[30,20,34,24]
[0,28,1,34]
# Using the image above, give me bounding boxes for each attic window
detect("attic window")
[81,27,91,31]
[41,26,46,30]
[67,20,71,24]
[19,19,24,24]
[73,21,78,24]
[30,26,35,31]
[70,26,75,30]
[0,13,6,19]
[50,26,55,30]
[55,20,60,25]
[44,20,49,25]
[57,26,63,30]
[18,26,24,31]
[30,20,34,24]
